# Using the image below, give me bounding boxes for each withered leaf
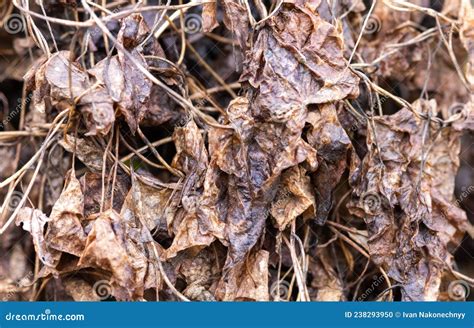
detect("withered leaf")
[348,102,467,301]
[202,2,219,33]
[16,208,59,267]
[78,210,143,300]
[306,103,351,224]
[220,0,249,51]
[59,135,104,172]
[270,166,315,231]
[45,170,87,257]
[216,250,269,301]
[44,51,88,100]
[116,14,153,133]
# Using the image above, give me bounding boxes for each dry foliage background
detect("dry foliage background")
[0,0,473,302]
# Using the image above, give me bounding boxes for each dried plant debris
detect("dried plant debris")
[0,0,473,302]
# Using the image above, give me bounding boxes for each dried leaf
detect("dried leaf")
[45,170,87,257]
[348,102,467,300]
[202,2,219,32]
[270,166,315,231]
[16,208,59,267]
[78,210,144,300]
[59,135,104,172]
[216,250,269,301]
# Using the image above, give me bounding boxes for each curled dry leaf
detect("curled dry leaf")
[45,171,87,257]
[16,208,59,267]
[306,103,352,224]
[202,2,219,33]
[216,250,269,301]
[116,14,153,133]
[213,1,358,268]
[220,0,250,52]
[32,51,115,135]
[270,166,315,231]
[348,102,467,300]
[78,210,145,300]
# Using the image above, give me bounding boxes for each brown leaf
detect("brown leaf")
[45,51,89,100]
[241,3,359,110]
[59,135,104,172]
[120,176,172,236]
[45,170,87,257]
[16,208,59,267]
[78,210,144,300]
[202,2,219,32]
[306,103,351,224]
[220,0,249,51]
[270,166,315,231]
[348,101,468,300]
[216,250,269,301]
[116,14,153,133]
